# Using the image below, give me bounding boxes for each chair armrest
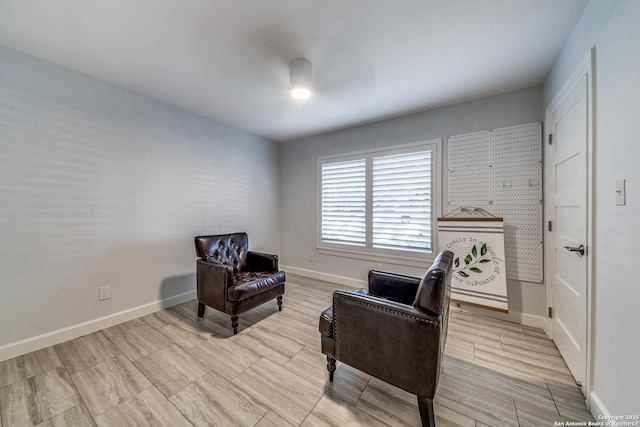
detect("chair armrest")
[368,270,421,305]
[246,251,279,271]
[332,289,443,397]
[196,259,234,311]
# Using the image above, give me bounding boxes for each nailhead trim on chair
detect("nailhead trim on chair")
[222,269,231,312]
[333,293,439,359]
[336,294,440,324]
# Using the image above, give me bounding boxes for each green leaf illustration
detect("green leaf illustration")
[481,243,487,256]
[464,255,472,265]
[472,245,477,258]
[470,267,482,273]
[479,259,491,263]
[454,257,460,267]
[457,271,469,277]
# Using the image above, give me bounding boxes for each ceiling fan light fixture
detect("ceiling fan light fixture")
[290,87,311,100]
[289,58,312,100]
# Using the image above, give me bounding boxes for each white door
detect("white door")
[546,56,593,396]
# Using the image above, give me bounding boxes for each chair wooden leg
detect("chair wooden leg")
[327,355,336,382]
[417,396,435,427]
[277,295,283,311]
[197,302,205,318]
[231,315,239,335]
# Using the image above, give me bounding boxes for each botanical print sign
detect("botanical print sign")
[437,218,508,312]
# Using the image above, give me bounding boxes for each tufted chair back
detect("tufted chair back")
[194,233,249,272]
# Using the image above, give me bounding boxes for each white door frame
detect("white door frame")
[544,48,596,404]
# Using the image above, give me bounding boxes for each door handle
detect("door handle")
[563,244,585,256]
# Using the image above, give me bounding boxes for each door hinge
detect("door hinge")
[548,307,553,318]
[548,134,553,145]
[548,221,552,232]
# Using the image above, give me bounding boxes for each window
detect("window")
[320,158,366,246]
[319,140,440,262]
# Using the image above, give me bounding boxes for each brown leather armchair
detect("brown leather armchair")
[194,233,285,335]
[319,251,453,427]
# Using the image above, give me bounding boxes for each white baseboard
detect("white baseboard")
[282,265,366,289]
[449,302,547,330]
[0,290,196,362]
[520,312,548,331]
[589,391,608,418]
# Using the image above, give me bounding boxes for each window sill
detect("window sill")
[316,246,434,269]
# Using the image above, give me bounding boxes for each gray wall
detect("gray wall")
[543,0,640,414]
[0,47,281,357]
[280,86,545,324]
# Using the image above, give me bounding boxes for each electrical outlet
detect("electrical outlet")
[99,286,111,301]
[308,252,315,262]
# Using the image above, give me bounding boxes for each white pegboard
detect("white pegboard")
[448,130,491,207]
[491,203,543,283]
[447,123,543,283]
[492,123,542,204]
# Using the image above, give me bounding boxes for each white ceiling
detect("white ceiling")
[0,1,588,142]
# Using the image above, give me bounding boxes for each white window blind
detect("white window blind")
[372,150,432,252]
[318,140,439,260]
[321,159,366,246]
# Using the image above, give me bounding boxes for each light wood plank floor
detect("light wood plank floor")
[0,274,595,426]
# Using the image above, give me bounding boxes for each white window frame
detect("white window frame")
[317,139,442,267]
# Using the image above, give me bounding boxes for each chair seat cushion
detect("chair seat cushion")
[319,288,369,337]
[227,271,286,301]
